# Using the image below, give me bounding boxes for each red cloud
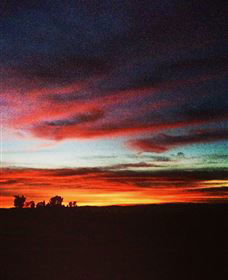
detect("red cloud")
[1,167,227,208]
[30,115,225,141]
[2,63,228,143]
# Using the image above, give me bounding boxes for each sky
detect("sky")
[0,0,228,207]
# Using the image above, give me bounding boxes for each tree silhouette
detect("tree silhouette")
[49,196,63,207]
[14,195,26,208]
[68,201,77,207]
[24,201,35,208]
[36,201,46,208]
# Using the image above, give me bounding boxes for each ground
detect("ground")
[0,204,227,280]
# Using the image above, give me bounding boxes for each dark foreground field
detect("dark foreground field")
[0,204,227,280]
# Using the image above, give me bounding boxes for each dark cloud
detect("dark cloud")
[50,168,105,177]
[106,162,163,169]
[129,129,228,153]
[104,168,228,182]
[100,55,228,93]
[44,110,104,127]
[0,179,18,185]
[11,55,109,86]
[176,152,185,159]
[2,166,228,184]
[127,154,172,162]
[177,105,228,124]
[186,186,228,196]
[1,1,228,150]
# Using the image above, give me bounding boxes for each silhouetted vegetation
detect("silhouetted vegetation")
[13,195,77,209]
[48,195,64,207]
[14,195,26,208]
[68,201,77,207]
[24,201,35,208]
[36,201,46,208]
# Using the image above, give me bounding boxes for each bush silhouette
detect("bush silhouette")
[68,201,77,207]
[49,196,63,207]
[36,201,46,208]
[24,201,35,208]
[12,196,79,208]
[14,195,26,208]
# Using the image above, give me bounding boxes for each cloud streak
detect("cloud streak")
[129,129,228,153]
[1,167,227,207]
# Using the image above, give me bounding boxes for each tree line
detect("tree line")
[13,195,77,208]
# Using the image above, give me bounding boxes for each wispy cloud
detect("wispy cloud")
[128,129,228,153]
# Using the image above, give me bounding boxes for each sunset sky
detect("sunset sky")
[1,0,227,207]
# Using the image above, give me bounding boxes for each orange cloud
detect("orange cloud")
[1,167,227,208]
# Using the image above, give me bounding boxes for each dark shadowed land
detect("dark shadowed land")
[0,204,227,280]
